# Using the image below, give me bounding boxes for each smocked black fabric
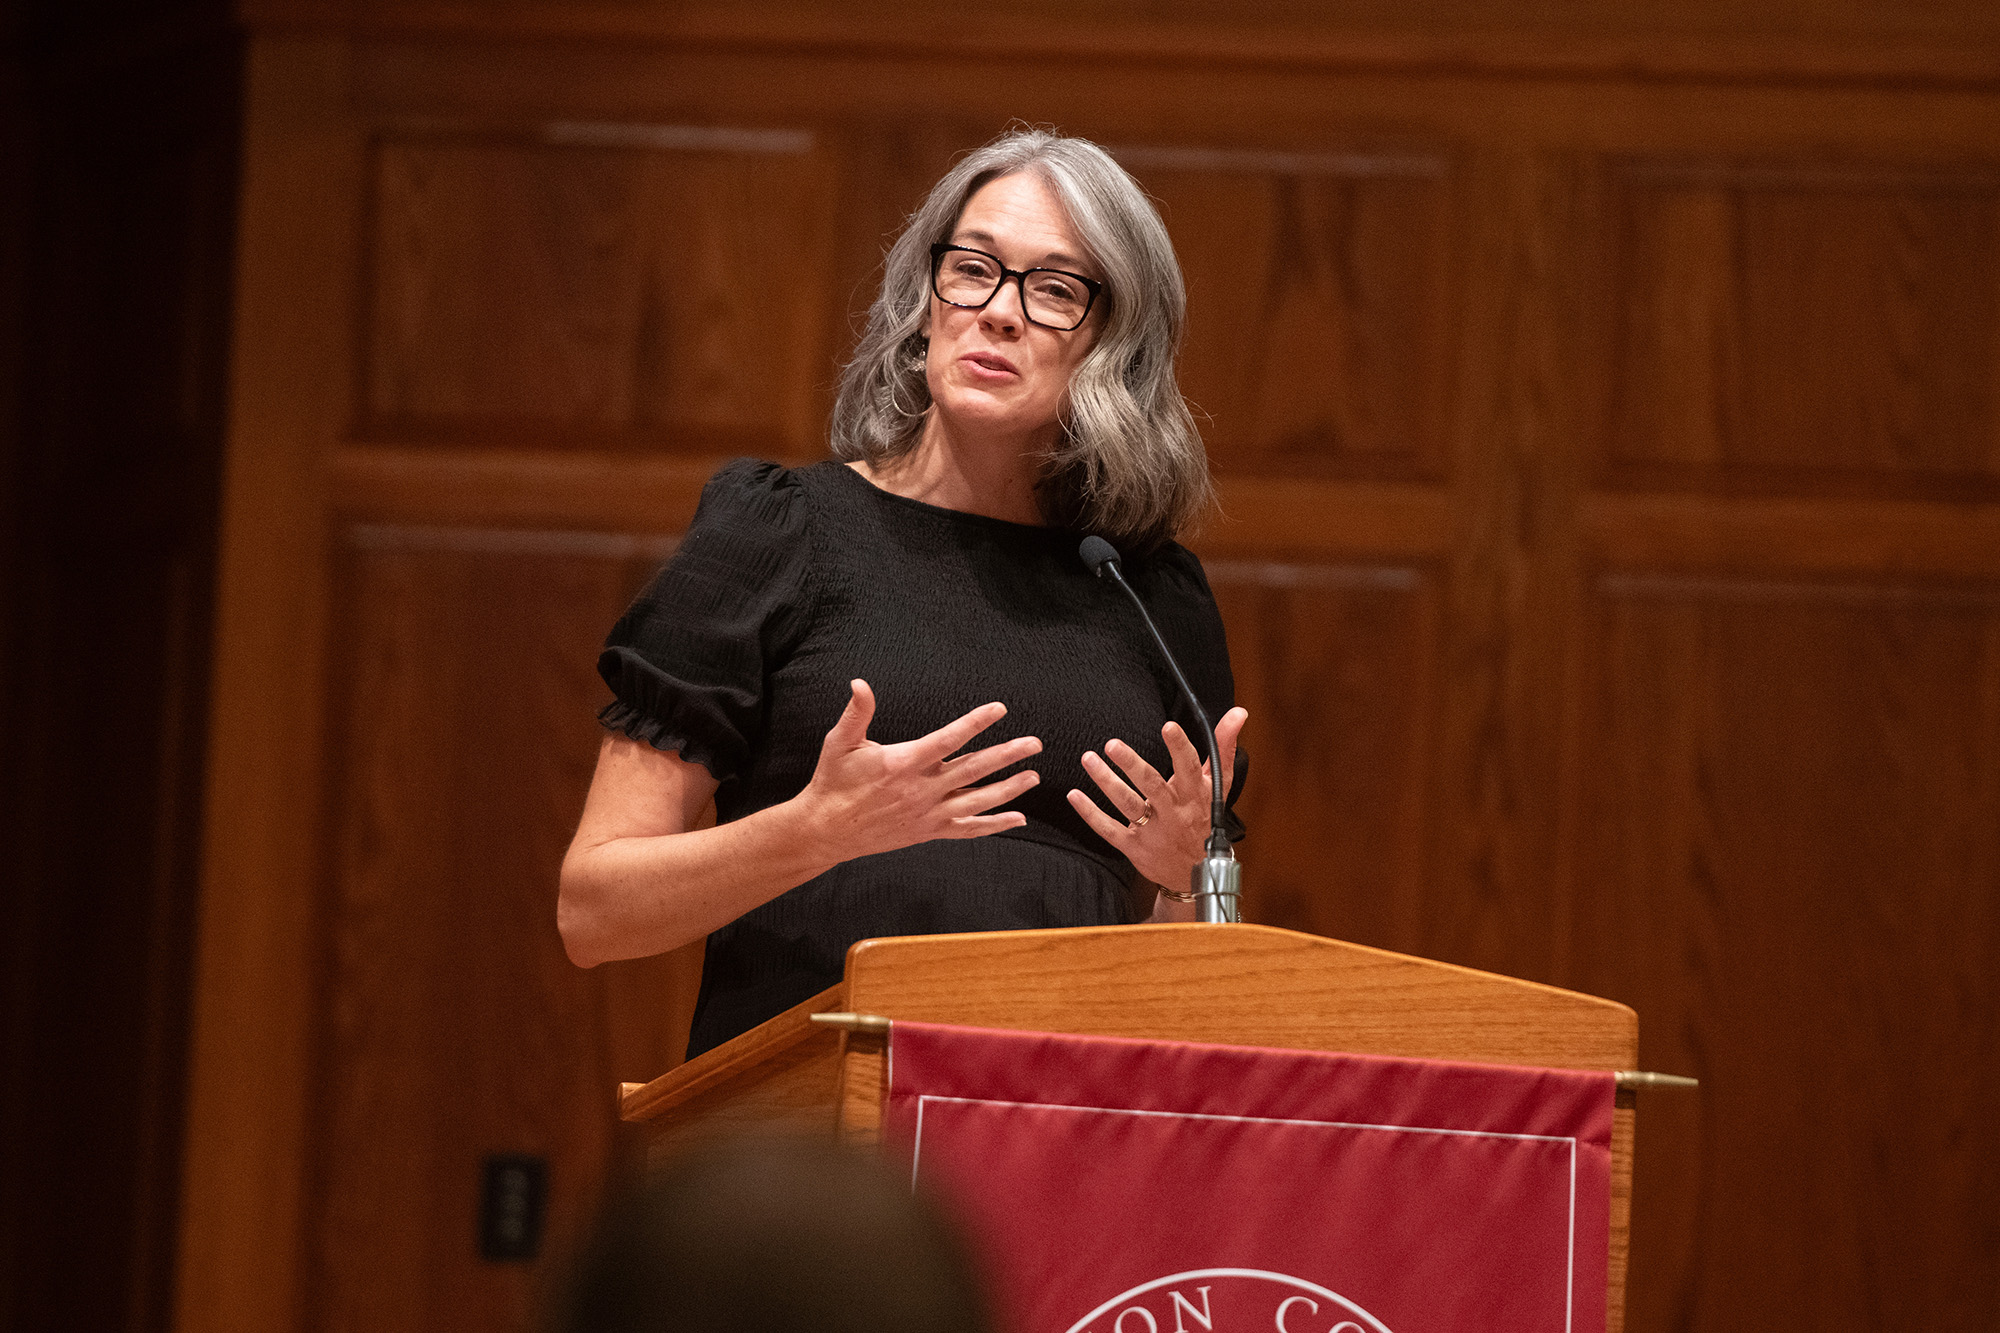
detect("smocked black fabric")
[599,459,1245,1057]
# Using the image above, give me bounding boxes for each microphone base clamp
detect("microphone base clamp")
[1192,852,1242,925]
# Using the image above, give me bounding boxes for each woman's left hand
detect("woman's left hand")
[1067,706,1249,899]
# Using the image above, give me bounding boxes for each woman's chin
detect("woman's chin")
[930,394,1057,446]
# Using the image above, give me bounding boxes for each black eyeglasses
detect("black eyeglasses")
[929,243,1104,331]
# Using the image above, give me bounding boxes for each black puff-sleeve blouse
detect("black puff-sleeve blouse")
[599,458,1245,1057]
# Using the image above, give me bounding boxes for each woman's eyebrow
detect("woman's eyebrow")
[951,228,1090,271]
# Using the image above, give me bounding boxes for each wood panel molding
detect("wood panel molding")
[237,2,2000,90]
[331,444,721,531]
[1584,492,2000,579]
[175,38,360,1333]
[1193,478,1452,560]
[327,446,1459,559]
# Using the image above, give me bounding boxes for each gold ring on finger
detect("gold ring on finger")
[1130,799,1156,830]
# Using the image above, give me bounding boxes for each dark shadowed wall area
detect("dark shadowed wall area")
[4,3,1998,1333]
[0,4,241,1333]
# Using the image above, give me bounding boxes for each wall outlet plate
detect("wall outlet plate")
[478,1154,547,1262]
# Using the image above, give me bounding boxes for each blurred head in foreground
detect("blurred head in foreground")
[548,1134,994,1333]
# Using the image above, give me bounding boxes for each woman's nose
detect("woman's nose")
[979,276,1026,333]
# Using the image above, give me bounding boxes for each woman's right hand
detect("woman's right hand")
[797,678,1042,861]
[560,678,1038,967]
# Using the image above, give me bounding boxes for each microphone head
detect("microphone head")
[1078,535,1122,578]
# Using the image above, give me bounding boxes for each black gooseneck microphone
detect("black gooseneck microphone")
[1079,535,1241,923]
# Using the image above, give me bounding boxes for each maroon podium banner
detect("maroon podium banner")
[882,1022,1615,1333]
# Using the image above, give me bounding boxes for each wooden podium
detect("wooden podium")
[619,923,1641,1331]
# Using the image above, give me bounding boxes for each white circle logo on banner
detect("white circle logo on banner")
[1064,1268,1394,1333]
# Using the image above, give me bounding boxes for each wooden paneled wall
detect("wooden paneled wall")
[180,4,2000,1332]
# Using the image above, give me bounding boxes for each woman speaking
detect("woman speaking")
[558,128,1249,1057]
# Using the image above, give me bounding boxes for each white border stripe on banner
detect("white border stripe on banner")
[1567,1127,1577,1332]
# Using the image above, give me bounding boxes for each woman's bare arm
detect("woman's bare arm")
[558,679,1041,966]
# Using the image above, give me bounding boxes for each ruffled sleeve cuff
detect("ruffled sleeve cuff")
[595,648,750,782]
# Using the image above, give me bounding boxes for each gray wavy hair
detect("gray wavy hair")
[829,128,1211,551]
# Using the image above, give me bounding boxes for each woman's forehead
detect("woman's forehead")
[952,173,1095,273]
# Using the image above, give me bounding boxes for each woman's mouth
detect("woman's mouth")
[961,351,1020,378]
